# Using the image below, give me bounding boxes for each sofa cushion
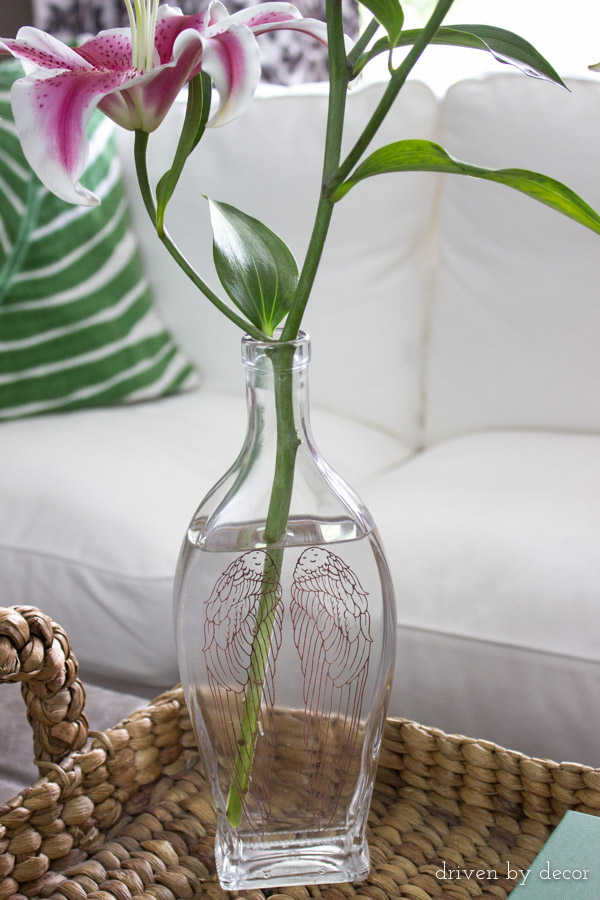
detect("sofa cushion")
[392,624,600,768]
[0,386,410,692]
[118,79,440,448]
[366,430,600,764]
[0,60,196,422]
[367,430,600,659]
[425,73,600,441]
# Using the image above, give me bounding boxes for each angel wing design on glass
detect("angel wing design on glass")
[290,547,372,825]
[203,550,283,823]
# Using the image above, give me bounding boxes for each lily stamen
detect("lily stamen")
[124,0,159,73]
[148,0,160,72]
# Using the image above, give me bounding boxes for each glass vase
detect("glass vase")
[174,332,396,891]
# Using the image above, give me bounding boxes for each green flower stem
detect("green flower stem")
[226,345,299,826]
[327,0,456,198]
[346,15,380,71]
[225,544,285,826]
[262,349,302,545]
[280,194,335,342]
[133,130,268,342]
[226,0,351,822]
[280,0,350,342]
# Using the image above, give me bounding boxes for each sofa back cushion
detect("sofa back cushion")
[425,73,600,442]
[118,79,440,446]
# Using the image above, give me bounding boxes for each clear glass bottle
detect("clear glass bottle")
[174,332,396,890]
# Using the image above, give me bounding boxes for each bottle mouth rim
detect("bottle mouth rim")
[241,330,311,369]
[241,329,310,350]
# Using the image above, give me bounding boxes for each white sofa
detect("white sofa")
[1,71,599,768]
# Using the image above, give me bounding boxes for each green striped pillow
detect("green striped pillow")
[0,60,197,422]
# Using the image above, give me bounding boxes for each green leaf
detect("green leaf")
[359,0,404,51]
[330,139,600,235]
[155,72,211,236]
[208,200,299,336]
[355,24,566,87]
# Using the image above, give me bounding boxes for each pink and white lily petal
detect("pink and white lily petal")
[200,22,261,126]
[228,3,330,47]
[0,27,120,204]
[10,65,127,206]
[152,1,225,64]
[75,28,136,73]
[0,26,92,73]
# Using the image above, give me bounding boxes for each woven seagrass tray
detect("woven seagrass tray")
[2,605,600,900]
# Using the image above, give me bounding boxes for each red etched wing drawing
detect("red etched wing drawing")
[291,547,372,825]
[203,550,283,823]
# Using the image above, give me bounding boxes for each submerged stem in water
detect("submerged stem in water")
[225,346,300,826]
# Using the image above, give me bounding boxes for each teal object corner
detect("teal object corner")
[508,811,600,898]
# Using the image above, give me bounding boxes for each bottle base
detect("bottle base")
[215,830,370,890]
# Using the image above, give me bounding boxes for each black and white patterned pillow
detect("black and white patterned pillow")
[31,0,359,84]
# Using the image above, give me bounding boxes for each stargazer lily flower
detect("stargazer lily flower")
[0,1,331,206]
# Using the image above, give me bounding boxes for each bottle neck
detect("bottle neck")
[242,334,312,446]
[240,334,312,547]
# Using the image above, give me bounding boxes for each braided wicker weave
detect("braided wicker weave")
[1,605,599,900]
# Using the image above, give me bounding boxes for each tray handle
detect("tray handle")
[0,606,89,770]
